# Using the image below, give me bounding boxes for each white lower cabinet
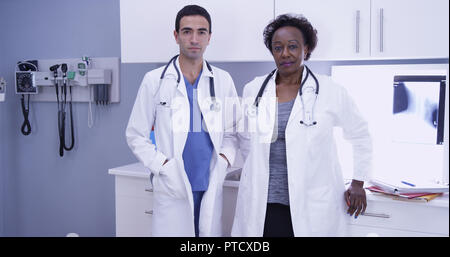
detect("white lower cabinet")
[222,181,449,237]
[115,175,154,237]
[110,163,449,237]
[116,194,153,237]
[348,225,442,237]
[348,197,449,237]
[109,163,154,237]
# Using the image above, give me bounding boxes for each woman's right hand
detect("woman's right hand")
[344,180,367,218]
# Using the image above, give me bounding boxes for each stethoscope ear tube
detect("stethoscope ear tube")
[160,55,219,111]
[160,55,179,79]
[254,69,277,108]
[305,65,319,95]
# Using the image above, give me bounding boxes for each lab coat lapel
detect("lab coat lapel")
[173,57,187,98]
[258,75,277,155]
[197,60,222,154]
[196,59,214,108]
[165,57,189,157]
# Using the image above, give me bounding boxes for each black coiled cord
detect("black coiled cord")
[21,94,31,135]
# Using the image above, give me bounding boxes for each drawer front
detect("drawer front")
[349,224,445,237]
[115,176,153,200]
[349,200,449,235]
[116,195,153,237]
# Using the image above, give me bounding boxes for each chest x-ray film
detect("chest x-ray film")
[392,75,446,145]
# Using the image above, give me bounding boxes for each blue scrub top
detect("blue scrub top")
[182,70,214,191]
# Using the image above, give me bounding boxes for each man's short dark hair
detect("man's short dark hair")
[263,14,318,60]
[175,5,212,33]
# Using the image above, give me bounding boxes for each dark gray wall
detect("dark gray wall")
[0,12,5,235]
[0,0,447,236]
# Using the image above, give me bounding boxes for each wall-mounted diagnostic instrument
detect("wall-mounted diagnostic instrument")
[0,77,6,102]
[14,56,120,156]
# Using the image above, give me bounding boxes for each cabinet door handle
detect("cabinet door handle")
[361,212,390,219]
[355,10,360,53]
[379,8,384,52]
[144,210,153,215]
[145,188,153,193]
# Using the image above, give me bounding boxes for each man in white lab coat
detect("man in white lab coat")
[126,5,240,237]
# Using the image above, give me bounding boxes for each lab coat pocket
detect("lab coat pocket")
[154,159,187,199]
[307,185,336,235]
[155,104,172,127]
[306,114,332,143]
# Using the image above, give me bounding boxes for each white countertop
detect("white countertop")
[108,161,242,179]
[109,162,449,208]
[108,162,150,179]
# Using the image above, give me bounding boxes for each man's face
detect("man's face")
[174,15,211,60]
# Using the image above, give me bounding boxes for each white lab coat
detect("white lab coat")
[126,58,240,236]
[231,69,372,237]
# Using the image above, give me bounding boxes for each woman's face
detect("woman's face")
[271,26,308,76]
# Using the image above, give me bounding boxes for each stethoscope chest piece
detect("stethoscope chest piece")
[299,120,317,126]
[209,100,221,112]
[246,105,257,117]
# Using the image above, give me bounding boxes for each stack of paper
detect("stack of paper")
[370,178,449,194]
[367,178,448,202]
[366,186,443,202]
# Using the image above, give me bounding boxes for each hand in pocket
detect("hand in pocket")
[218,155,229,174]
[155,159,187,199]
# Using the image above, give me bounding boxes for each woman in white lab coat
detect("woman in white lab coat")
[231,14,373,237]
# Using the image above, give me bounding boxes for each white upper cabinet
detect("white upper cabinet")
[120,0,274,63]
[121,0,448,62]
[371,0,449,59]
[275,0,449,60]
[275,0,371,60]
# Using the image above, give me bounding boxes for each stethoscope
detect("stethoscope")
[159,54,220,112]
[248,65,320,126]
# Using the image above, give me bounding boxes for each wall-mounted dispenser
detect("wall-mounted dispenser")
[0,77,6,102]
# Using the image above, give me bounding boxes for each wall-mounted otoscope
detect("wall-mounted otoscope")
[61,63,75,155]
[51,63,75,157]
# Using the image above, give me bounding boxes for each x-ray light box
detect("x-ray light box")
[392,75,446,145]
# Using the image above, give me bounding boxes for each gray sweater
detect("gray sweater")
[268,98,295,206]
